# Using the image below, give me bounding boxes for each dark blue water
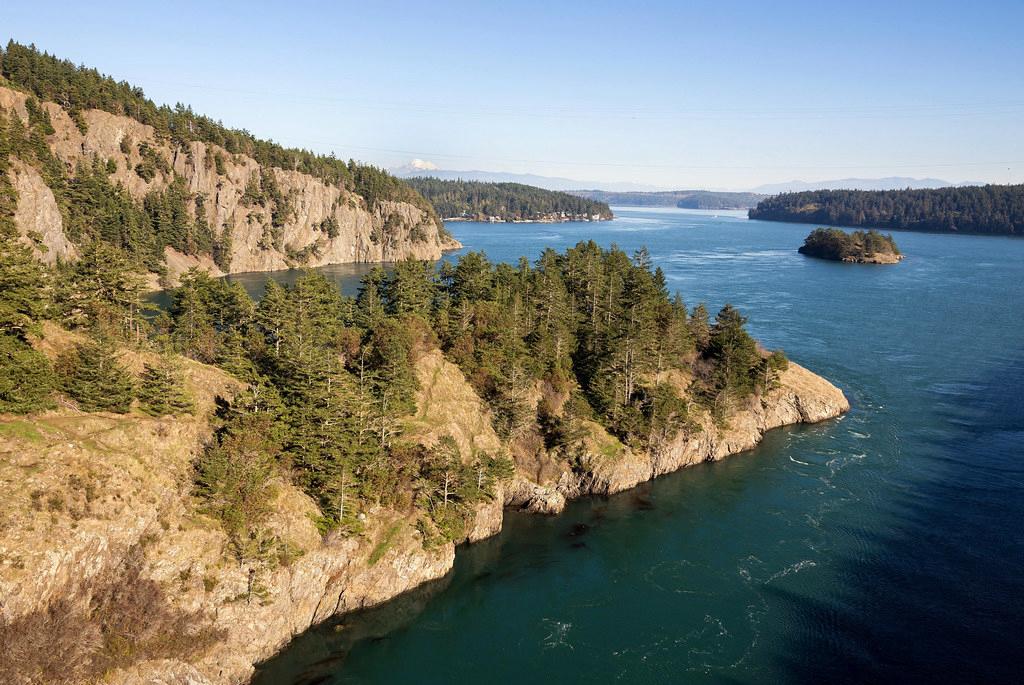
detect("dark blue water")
[251,208,1024,684]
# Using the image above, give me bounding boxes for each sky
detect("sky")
[3,0,1023,190]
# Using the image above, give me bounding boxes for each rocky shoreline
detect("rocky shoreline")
[840,253,904,264]
[799,249,904,265]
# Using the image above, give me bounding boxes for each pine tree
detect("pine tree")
[0,333,55,413]
[58,339,135,413]
[689,303,711,353]
[169,275,216,362]
[355,266,386,329]
[705,304,759,409]
[0,236,50,340]
[256,279,289,358]
[194,411,280,559]
[59,242,148,341]
[384,257,436,317]
[137,357,194,416]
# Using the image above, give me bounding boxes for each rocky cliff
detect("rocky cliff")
[0,328,847,685]
[0,85,460,283]
[506,362,850,512]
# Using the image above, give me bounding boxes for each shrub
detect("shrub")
[0,545,224,685]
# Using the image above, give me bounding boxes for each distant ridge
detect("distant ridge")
[750,177,979,194]
[390,164,986,197]
[570,189,764,210]
[390,164,666,193]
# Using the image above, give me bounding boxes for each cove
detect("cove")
[247,208,1024,684]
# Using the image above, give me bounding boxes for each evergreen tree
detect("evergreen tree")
[0,333,55,413]
[689,303,711,353]
[362,317,420,449]
[704,304,760,409]
[354,266,386,329]
[0,238,50,339]
[383,257,436,317]
[170,275,217,362]
[137,357,194,416]
[168,268,254,363]
[255,279,289,358]
[59,242,148,341]
[194,411,280,560]
[58,339,135,413]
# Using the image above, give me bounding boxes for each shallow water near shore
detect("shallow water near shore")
[250,208,1024,684]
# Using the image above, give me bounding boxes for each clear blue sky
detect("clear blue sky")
[3,0,1022,189]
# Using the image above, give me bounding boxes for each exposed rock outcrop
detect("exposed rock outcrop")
[9,160,77,264]
[0,85,461,284]
[559,362,849,502]
[503,362,849,513]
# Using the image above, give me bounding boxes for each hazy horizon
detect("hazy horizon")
[389,161,986,193]
[3,0,1022,189]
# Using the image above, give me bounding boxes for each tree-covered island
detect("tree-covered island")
[798,227,903,264]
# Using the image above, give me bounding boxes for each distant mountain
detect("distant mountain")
[390,163,666,193]
[750,177,977,194]
[570,189,765,210]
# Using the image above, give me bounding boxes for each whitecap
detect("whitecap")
[540,619,574,650]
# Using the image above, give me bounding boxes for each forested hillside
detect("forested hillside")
[571,189,765,210]
[749,185,1024,235]
[0,228,786,538]
[0,41,455,283]
[405,177,612,221]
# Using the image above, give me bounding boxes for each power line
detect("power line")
[286,138,1024,172]
[127,75,1024,122]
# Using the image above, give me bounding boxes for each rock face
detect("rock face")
[9,160,78,264]
[0,332,847,685]
[0,86,461,283]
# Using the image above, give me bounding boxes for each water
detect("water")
[249,208,1024,684]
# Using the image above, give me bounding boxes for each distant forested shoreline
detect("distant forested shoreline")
[405,178,612,222]
[749,185,1024,236]
[571,189,764,210]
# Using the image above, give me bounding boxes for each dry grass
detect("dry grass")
[405,349,501,461]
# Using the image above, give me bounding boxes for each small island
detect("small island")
[798,227,903,264]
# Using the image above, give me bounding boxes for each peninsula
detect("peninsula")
[799,227,903,264]
[404,176,613,222]
[0,237,848,685]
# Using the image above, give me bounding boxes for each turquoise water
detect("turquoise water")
[251,208,1024,684]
